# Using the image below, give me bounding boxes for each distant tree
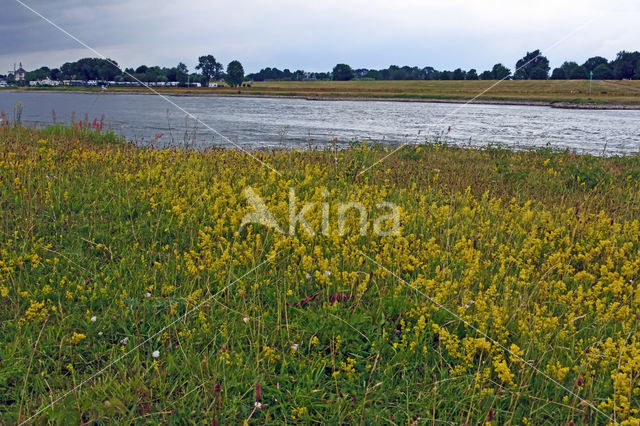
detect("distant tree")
[389,65,408,80]
[97,62,120,81]
[568,65,588,79]
[25,67,49,81]
[188,73,200,85]
[177,62,188,75]
[196,55,223,82]
[612,51,640,79]
[401,66,423,80]
[529,66,548,80]
[248,66,308,81]
[422,66,438,80]
[491,63,511,80]
[365,69,382,80]
[353,68,369,79]
[142,66,166,82]
[513,50,549,80]
[167,62,188,84]
[550,68,566,79]
[332,64,354,81]
[226,60,244,86]
[135,65,148,74]
[164,67,177,81]
[592,63,614,79]
[582,56,609,72]
[59,58,120,80]
[452,68,466,80]
[466,69,478,80]
[50,68,60,80]
[479,70,493,80]
[558,61,587,80]
[439,70,452,80]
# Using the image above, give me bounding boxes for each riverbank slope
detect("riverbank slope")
[4,79,640,109]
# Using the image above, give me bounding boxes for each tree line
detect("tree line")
[328,50,640,81]
[2,55,246,87]
[3,49,639,85]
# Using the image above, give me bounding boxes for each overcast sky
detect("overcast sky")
[1,0,639,75]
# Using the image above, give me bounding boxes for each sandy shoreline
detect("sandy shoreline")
[4,88,640,110]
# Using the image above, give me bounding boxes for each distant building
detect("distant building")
[29,78,60,87]
[14,63,26,81]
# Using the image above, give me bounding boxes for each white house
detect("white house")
[33,78,61,86]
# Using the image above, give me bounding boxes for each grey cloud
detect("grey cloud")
[1,0,639,74]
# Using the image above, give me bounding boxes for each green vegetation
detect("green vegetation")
[4,50,640,88]
[2,124,640,423]
[226,60,245,87]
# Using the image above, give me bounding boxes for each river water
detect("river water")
[1,91,639,155]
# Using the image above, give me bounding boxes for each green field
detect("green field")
[2,123,640,423]
[6,79,640,106]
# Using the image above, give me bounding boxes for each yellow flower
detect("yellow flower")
[68,332,86,345]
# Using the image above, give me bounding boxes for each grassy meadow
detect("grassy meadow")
[6,79,640,106]
[2,122,640,423]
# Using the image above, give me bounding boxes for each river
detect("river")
[1,91,639,155]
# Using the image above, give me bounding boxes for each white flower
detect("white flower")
[291,343,299,351]
[98,331,103,336]
[305,273,312,280]
[120,337,129,345]
[145,292,152,298]
[243,317,249,323]
[152,350,160,358]
[90,316,97,322]
[324,270,331,276]
[254,402,262,408]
